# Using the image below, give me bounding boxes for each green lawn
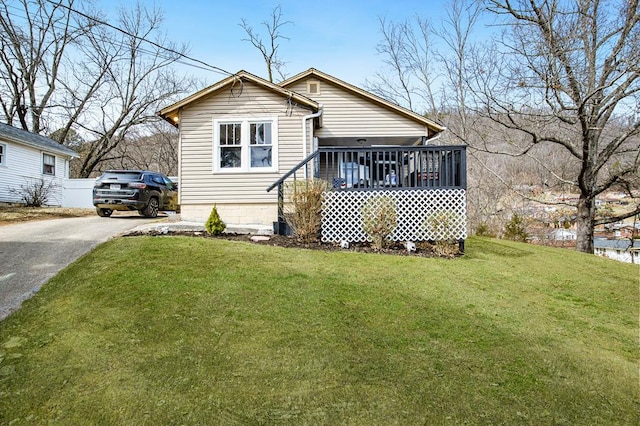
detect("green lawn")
[0,236,637,424]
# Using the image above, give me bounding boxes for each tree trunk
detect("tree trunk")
[576,195,595,254]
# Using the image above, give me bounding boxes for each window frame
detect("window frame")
[0,143,6,166]
[307,80,320,95]
[213,117,278,173]
[42,153,56,176]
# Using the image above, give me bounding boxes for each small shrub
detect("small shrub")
[9,178,59,207]
[475,223,496,237]
[424,210,461,241]
[418,240,460,257]
[423,210,462,256]
[503,214,528,242]
[285,179,326,243]
[205,205,226,235]
[362,195,398,250]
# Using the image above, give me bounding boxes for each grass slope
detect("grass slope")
[0,237,637,424]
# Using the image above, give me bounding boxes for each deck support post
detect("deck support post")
[274,182,288,235]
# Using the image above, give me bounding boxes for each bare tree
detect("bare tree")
[438,0,482,139]
[71,3,189,177]
[0,0,192,177]
[366,16,440,117]
[369,0,639,253]
[0,0,91,133]
[101,122,178,176]
[467,0,640,253]
[240,5,291,82]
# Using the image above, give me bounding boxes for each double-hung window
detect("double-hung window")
[43,153,56,175]
[250,122,272,168]
[214,117,277,172]
[219,122,242,169]
[0,143,5,166]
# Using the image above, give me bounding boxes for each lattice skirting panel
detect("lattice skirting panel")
[321,189,467,243]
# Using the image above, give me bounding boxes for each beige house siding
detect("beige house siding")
[181,203,277,229]
[286,79,429,144]
[177,80,313,219]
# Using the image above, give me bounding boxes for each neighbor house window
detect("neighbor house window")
[43,153,55,175]
[214,118,277,172]
[0,143,5,166]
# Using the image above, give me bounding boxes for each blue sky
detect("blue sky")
[104,0,455,87]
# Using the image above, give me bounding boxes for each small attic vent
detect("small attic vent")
[307,81,320,95]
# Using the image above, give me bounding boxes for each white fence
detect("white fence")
[61,178,97,208]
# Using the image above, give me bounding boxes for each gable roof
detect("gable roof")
[280,68,446,134]
[158,70,320,126]
[0,122,78,158]
[159,68,447,134]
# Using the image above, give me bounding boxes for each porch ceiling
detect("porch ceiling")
[319,136,422,147]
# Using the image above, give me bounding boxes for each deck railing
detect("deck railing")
[316,145,466,190]
[268,145,466,192]
[267,145,467,236]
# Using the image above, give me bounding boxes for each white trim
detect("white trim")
[307,80,320,95]
[302,107,323,179]
[177,109,183,207]
[212,116,278,173]
[42,152,56,176]
[0,142,6,167]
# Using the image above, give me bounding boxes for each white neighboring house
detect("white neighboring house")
[0,122,78,206]
[594,238,640,263]
[549,229,577,241]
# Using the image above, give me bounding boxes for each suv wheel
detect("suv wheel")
[142,197,159,218]
[97,208,113,217]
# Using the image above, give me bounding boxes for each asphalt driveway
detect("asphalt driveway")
[0,213,159,321]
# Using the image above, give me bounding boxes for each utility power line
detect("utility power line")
[43,0,233,77]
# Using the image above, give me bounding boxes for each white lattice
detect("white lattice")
[321,189,467,243]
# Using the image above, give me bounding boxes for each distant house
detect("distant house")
[549,229,577,241]
[597,222,640,239]
[612,224,640,239]
[159,68,467,245]
[594,238,640,263]
[0,122,78,205]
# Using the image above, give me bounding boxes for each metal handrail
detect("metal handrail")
[266,150,319,193]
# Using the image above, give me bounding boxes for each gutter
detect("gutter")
[302,105,323,178]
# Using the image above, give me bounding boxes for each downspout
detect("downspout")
[302,105,323,179]
[423,127,447,145]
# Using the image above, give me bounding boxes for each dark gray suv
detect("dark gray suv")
[93,170,178,218]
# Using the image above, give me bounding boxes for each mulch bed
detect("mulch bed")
[127,229,462,258]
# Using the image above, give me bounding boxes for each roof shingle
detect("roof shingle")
[0,122,78,158]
